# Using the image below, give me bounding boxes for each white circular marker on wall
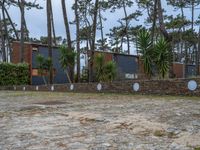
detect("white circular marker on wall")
[51,85,54,91]
[133,83,140,92]
[36,86,39,91]
[97,83,102,91]
[70,84,74,91]
[188,80,198,91]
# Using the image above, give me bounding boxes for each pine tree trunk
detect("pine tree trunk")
[47,0,53,84]
[196,27,200,76]
[0,4,6,62]
[191,0,194,31]
[157,0,174,78]
[49,0,57,46]
[61,0,72,49]
[99,7,105,51]
[89,0,99,82]
[151,0,157,43]
[74,0,80,82]
[122,1,130,54]
[3,6,19,40]
[61,0,74,82]
[19,0,25,62]
[2,0,11,62]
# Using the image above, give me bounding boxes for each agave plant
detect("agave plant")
[137,30,153,77]
[154,38,170,78]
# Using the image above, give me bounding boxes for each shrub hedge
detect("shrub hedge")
[0,63,30,85]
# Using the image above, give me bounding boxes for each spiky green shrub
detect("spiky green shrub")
[94,54,117,82]
[154,38,170,78]
[137,30,153,77]
[137,30,170,79]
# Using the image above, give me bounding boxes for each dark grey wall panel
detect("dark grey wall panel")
[187,65,196,77]
[32,46,68,85]
[113,54,139,80]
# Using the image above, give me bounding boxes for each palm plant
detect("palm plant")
[95,54,106,82]
[59,45,76,83]
[104,61,117,82]
[137,30,153,78]
[36,54,52,84]
[154,38,170,78]
[94,54,117,82]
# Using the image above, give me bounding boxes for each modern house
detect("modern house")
[90,51,140,80]
[11,42,140,85]
[12,41,198,85]
[11,41,68,85]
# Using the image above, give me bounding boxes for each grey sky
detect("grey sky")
[9,0,132,39]
[8,0,198,54]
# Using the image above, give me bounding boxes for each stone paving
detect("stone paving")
[0,91,200,150]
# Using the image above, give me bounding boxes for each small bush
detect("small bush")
[0,63,30,85]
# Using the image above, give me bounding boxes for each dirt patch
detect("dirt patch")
[0,92,200,150]
[34,101,66,105]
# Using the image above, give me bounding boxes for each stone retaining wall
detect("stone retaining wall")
[1,78,200,96]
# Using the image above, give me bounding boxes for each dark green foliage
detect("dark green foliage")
[95,54,106,81]
[154,38,170,78]
[0,63,29,85]
[95,54,117,82]
[59,45,76,69]
[137,29,153,77]
[104,61,117,82]
[36,54,52,84]
[59,45,76,83]
[137,30,170,78]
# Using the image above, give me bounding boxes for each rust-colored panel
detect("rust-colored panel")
[173,63,184,78]
[11,41,32,64]
[32,69,39,76]
[32,68,56,77]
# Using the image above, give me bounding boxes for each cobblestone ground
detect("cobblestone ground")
[0,91,200,150]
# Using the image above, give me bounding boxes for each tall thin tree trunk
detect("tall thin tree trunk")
[99,7,104,51]
[61,0,74,82]
[61,0,72,49]
[19,0,25,62]
[151,0,157,43]
[2,0,11,62]
[196,27,200,76]
[185,42,188,78]
[191,0,194,31]
[49,0,57,46]
[122,1,130,54]
[157,0,174,78]
[89,0,99,82]
[3,6,19,40]
[0,5,6,62]
[47,0,53,84]
[75,0,80,82]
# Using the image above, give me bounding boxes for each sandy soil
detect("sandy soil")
[0,91,200,150]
